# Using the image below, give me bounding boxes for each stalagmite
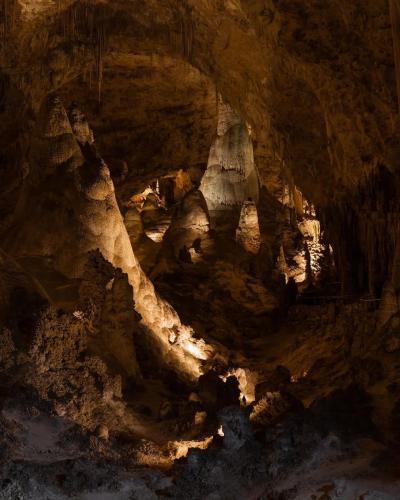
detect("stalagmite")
[235,200,261,255]
[5,96,211,381]
[280,181,325,284]
[200,95,259,212]
[163,189,211,260]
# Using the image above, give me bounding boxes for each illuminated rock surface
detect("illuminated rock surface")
[200,96,259,212]
[0,1,400,498]
[236,200,261,255]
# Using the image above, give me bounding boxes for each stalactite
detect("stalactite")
[321,166,400,297]
[95,21,105,104]
[1,0,17,41]
[389,0,400,113]
[175,3,194,60]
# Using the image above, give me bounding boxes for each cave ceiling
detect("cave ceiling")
[0,0,397,210]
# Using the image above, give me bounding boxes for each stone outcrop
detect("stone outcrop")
[0,254,134,432]
[0,0,398,302]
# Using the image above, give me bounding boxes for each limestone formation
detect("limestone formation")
[124,206,161,272]
[68,102,95,146]
[235,200,261,255]
[0,2,400,498]
[200,96,259,213]
[5,95,211,382]
[163,189,211,260]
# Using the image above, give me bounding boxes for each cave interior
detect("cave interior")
[1,1,400,499]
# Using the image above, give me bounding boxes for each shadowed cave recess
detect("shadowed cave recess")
[1,1,400,498]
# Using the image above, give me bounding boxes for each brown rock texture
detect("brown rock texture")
[1,2,400,498]
[1,0,396,301]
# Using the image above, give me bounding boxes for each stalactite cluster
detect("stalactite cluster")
[167,1,194,60]
[56,1,108,102]
[389,0,400,113]
[321,166,400,297]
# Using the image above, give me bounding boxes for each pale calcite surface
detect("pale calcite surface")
[200,96,259,211]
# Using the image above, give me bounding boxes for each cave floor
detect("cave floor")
[2,294,400,499]
[154,261,400,443]
[2,256,400,498]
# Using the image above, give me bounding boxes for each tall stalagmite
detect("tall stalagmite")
[200,96,259,213]
[5,95,210,381]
